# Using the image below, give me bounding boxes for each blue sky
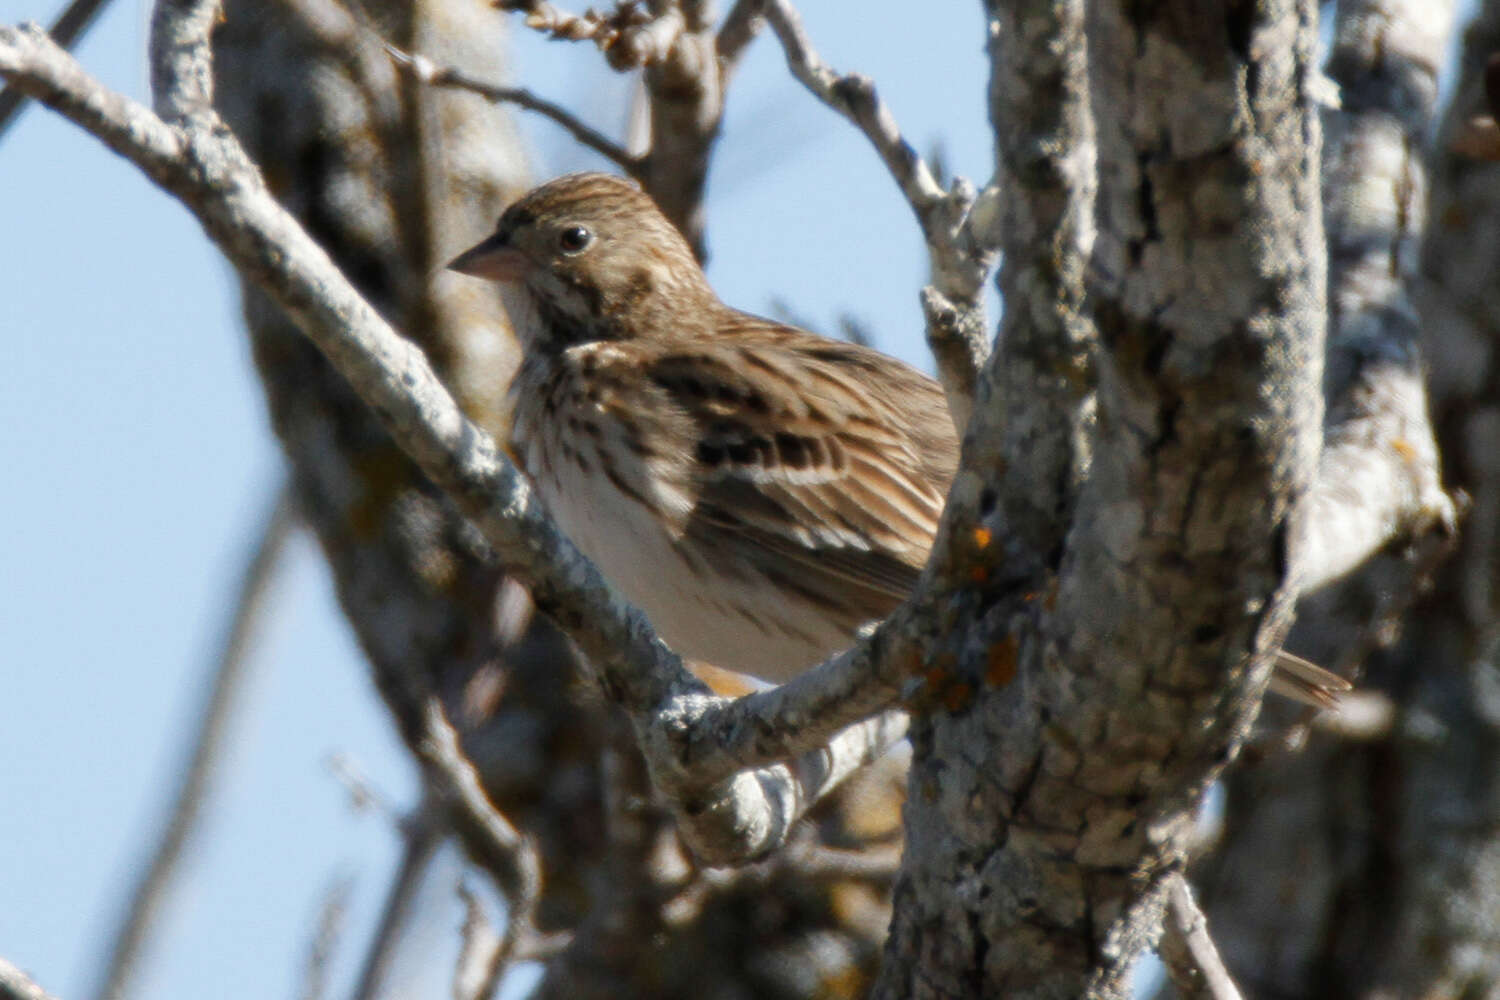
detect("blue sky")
[0,2,991,998]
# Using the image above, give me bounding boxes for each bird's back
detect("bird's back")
[509,311,959,680]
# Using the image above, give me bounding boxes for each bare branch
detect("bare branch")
[419,701,542,932]
[0,0,114,139]
[0,961,61,1000]
[761,0,942,226]
[715,0,765,68]
[1158,874,1245,1000]
[776,843,902,883]
[147,0,218,124]
[761,0,993,430]
[297,876,354,1000]
[499,0,677,69]
[381,41,641,175]
[453,883,503,1000]
[90,485,295,1000]
[494,0,724,257]
[1296,0,1461,595]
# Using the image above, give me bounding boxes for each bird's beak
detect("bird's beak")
[447,232,530,282]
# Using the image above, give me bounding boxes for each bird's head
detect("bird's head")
[448,172,716,351]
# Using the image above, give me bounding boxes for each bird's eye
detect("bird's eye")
[557,225,593,254]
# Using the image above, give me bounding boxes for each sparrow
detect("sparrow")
[448,172,1348,708]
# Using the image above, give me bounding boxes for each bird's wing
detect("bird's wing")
[642,316,959,604]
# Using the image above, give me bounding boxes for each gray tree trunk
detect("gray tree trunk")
[878,1,1325,996]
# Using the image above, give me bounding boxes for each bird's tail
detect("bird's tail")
[1269,650,1353,709]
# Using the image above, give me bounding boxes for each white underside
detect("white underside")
[522,422,853,684]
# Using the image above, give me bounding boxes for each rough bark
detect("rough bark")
[877,1,1324,997]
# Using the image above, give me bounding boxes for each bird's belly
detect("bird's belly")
[531,444,853,684]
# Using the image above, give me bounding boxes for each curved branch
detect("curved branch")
[0,0,114,139]
[1158,874,1245,1000]
[761,0,994,428]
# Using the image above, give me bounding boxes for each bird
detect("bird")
[447,171,1348,708]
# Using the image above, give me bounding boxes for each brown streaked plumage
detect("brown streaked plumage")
[450,172,1349,706]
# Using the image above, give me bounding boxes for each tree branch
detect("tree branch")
[296,876,353,1000]
[380,41,641,175]
[1293,0,1460,596]
[1158,874,1245,1000]
[419,700,543,953]
[147,0,218,124]
[761,0,993,430]
[496,0,724,254]
[714,0,764,68]
[0,0,114,139]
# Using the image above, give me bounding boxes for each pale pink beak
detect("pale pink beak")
[447,232,530,282]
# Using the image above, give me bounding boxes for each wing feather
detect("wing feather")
[635,313,959,607]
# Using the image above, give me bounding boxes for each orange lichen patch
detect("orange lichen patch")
[986,636,1019,687]
[971,525,993,550]
[1391,436,1417,461]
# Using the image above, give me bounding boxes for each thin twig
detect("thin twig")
[147,0,220,125]
[1157,873,1244,1000]
[420,702,542,925]
[90,485,296,1000]
[715,0,765,68]
[418,700,546,998]
[498,1,681,69]
[453,882,503,1000]
[0,0,114,139]
[382,42,640,173]
[761,0,945,228]
[761,0,991,428]
[298,876,355,1000]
